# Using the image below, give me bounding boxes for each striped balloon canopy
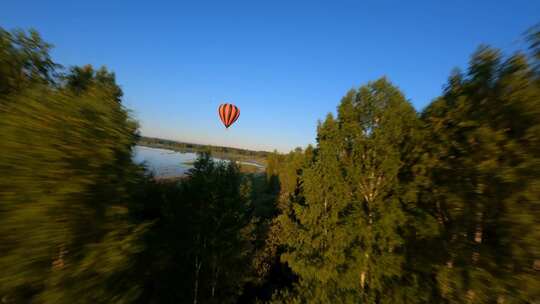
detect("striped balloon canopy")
[218,103,240,129]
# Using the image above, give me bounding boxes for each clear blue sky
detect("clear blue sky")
[2,1,538,151]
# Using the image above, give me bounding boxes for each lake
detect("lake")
[133,145,264,177]
[133,145,198,177]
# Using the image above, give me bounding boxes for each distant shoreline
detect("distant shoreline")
[137,136,267,168]
[135,145,265,180]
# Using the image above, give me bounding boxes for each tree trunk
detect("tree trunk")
[211,265,219,298]
[193,255,202,304]
[52,243,67,270]
[193,235,206,304]
[472,212,483,264]
[466,212,483,302]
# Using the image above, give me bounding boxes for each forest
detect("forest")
[0,26,539,304]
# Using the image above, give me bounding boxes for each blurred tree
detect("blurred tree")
[0,28,144,303]
[64,65,123,102]
[0,28,58,96]
[423,44,540,303]
[527,24,540,70]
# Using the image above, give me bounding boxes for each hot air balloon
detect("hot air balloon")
[218,103,240,129]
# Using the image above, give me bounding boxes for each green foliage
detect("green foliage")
[0,28,58,95]
[130,153,257,304]
[186,153,256,303]
[423,44,540,303]
[64,65,123,102]
[0,28,271,304]
[0,27,144,303]
[1,24,539,304]
[274,78,438,304]
[267,25,540,304]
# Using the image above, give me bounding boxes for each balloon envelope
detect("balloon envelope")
[218,103,240,128]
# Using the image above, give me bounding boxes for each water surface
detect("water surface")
[133,145,264,177]
[133,145,199,177]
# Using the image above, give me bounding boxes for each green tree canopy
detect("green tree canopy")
[276,78,438,303]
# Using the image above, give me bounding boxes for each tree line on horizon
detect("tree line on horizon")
[138,136,270,164]
[0,26,538,303]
